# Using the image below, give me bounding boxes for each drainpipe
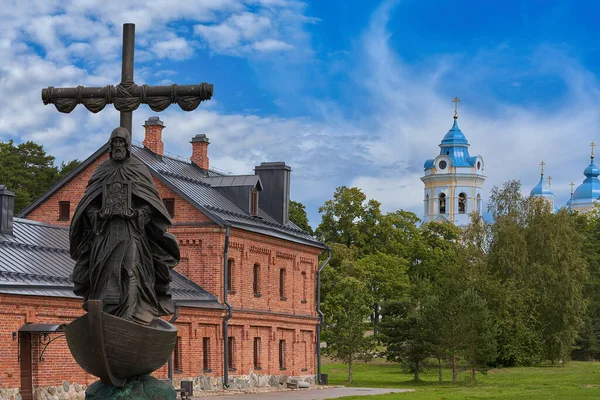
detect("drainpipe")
[222,225,232,388]
[316,248,331,385]
[168,303,180,381]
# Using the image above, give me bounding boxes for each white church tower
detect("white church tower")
[421,97,486,226]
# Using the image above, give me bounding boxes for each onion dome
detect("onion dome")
[570,158,600,206]
[530,174,555,197]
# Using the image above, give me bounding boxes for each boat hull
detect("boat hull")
[65,300,177,387]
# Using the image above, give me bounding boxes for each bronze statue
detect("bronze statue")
[70,127,179,325]
[42,23,212,398]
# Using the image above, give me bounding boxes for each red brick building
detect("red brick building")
[1,117,327,399]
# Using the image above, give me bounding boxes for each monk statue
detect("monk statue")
[69,127,180,325]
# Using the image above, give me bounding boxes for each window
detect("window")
[438,160,447,170]
[439,193,446,214]
[227,337,235,370]
[253,263,261,296]
[227,259,234,292]
[174,336,182,372]
[279,269,286,300]
[458,193,467,214]
[253,337,261,369]
[425,194,430,217]
[477,194,482,212]
[58,201,70,221]
[250,189,258,216]
[301,272,307,303]
[163,198,175,218]
[202,337,210,371]
[279,340,286,369]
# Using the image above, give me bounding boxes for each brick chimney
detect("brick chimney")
[143,116,164,155]
[0,185,15,236]
[191,134,210,170]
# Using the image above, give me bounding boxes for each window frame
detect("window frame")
[163,198,175,218]
[253,263,261,296]
[227,259,234,293]
[202,337,211,372]
[58,201,70,221]
[227,336,235,370]
[279,339,286,370]
[279,268,286,300]
[253,337,261,370]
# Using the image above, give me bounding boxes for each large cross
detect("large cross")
[591,141,596,159]
[540,161,545,175]
[453,96,460,119]
[570,181,575,195]
[547,175,552,188]
[41,23,213,136]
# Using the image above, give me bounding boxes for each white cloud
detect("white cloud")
[253,39,294,52]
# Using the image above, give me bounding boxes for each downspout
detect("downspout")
[222,225,232,388]
[316,248,331,385]
[167,303,180,381]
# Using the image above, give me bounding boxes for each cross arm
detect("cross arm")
[41,82,213,114]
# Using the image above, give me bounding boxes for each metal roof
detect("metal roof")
[20,144,325,250]
[0,218,223,309]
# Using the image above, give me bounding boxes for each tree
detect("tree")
[323,276,375,383]
[357,252,409,342]
[380,281,435,381]
[58,159,82,179]
[316,186,368,247]
[0,140,59,213]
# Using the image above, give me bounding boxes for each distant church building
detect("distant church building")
[567,143,600,212]
[529,161,556,211]
[421,98,485,226]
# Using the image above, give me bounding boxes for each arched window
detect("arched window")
[439,193,446,214]
[458,193,467,214]
[425,194,430,216]
[477,194,482,212]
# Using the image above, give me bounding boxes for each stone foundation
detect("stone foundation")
[0,388,21,400]
[0,373,315,400]
[171,372,316,392]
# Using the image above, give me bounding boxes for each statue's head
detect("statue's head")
[109,127,131,162]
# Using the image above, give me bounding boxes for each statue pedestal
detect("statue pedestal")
[86,374,176,400]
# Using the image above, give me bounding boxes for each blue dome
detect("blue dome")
[440,119,469,147]
[571,158,600,204]
[530,174,555,197]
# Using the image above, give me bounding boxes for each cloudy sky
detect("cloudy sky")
[1,0,599,227]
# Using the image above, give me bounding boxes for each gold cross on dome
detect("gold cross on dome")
[453,96,460,119]
[540,161,546,175]
[570,181,575,195]
[547,175,552,188]
[591,141,596,158]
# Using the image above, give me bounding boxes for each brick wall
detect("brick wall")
[17,148,324,391]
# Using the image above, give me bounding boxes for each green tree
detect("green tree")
[0,140,60,213]
[380,280,436,381]
[58,159,82,179]
[323,276,375,383]
[357,252,409,342]
[316,186,366,246]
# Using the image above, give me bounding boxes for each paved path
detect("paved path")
[191,387,413,399]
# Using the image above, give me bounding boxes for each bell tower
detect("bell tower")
[421,98,486,226]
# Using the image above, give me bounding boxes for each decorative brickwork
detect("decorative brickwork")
[10,146,324,396]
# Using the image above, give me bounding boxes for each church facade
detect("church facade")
[421,100,485,226]
[1,117,327,399]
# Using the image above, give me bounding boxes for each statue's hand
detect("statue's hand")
[121,208,137,219]
[99,207,112,220]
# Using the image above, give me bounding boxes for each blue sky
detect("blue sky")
[1,0,600,227]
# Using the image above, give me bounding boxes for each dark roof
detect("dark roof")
[0,218,223,309]
[21,144,326,249]
[202,175,262,190]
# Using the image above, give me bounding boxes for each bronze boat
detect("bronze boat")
[65,300,177,387]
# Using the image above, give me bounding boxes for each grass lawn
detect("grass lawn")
[322,360,600,399]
